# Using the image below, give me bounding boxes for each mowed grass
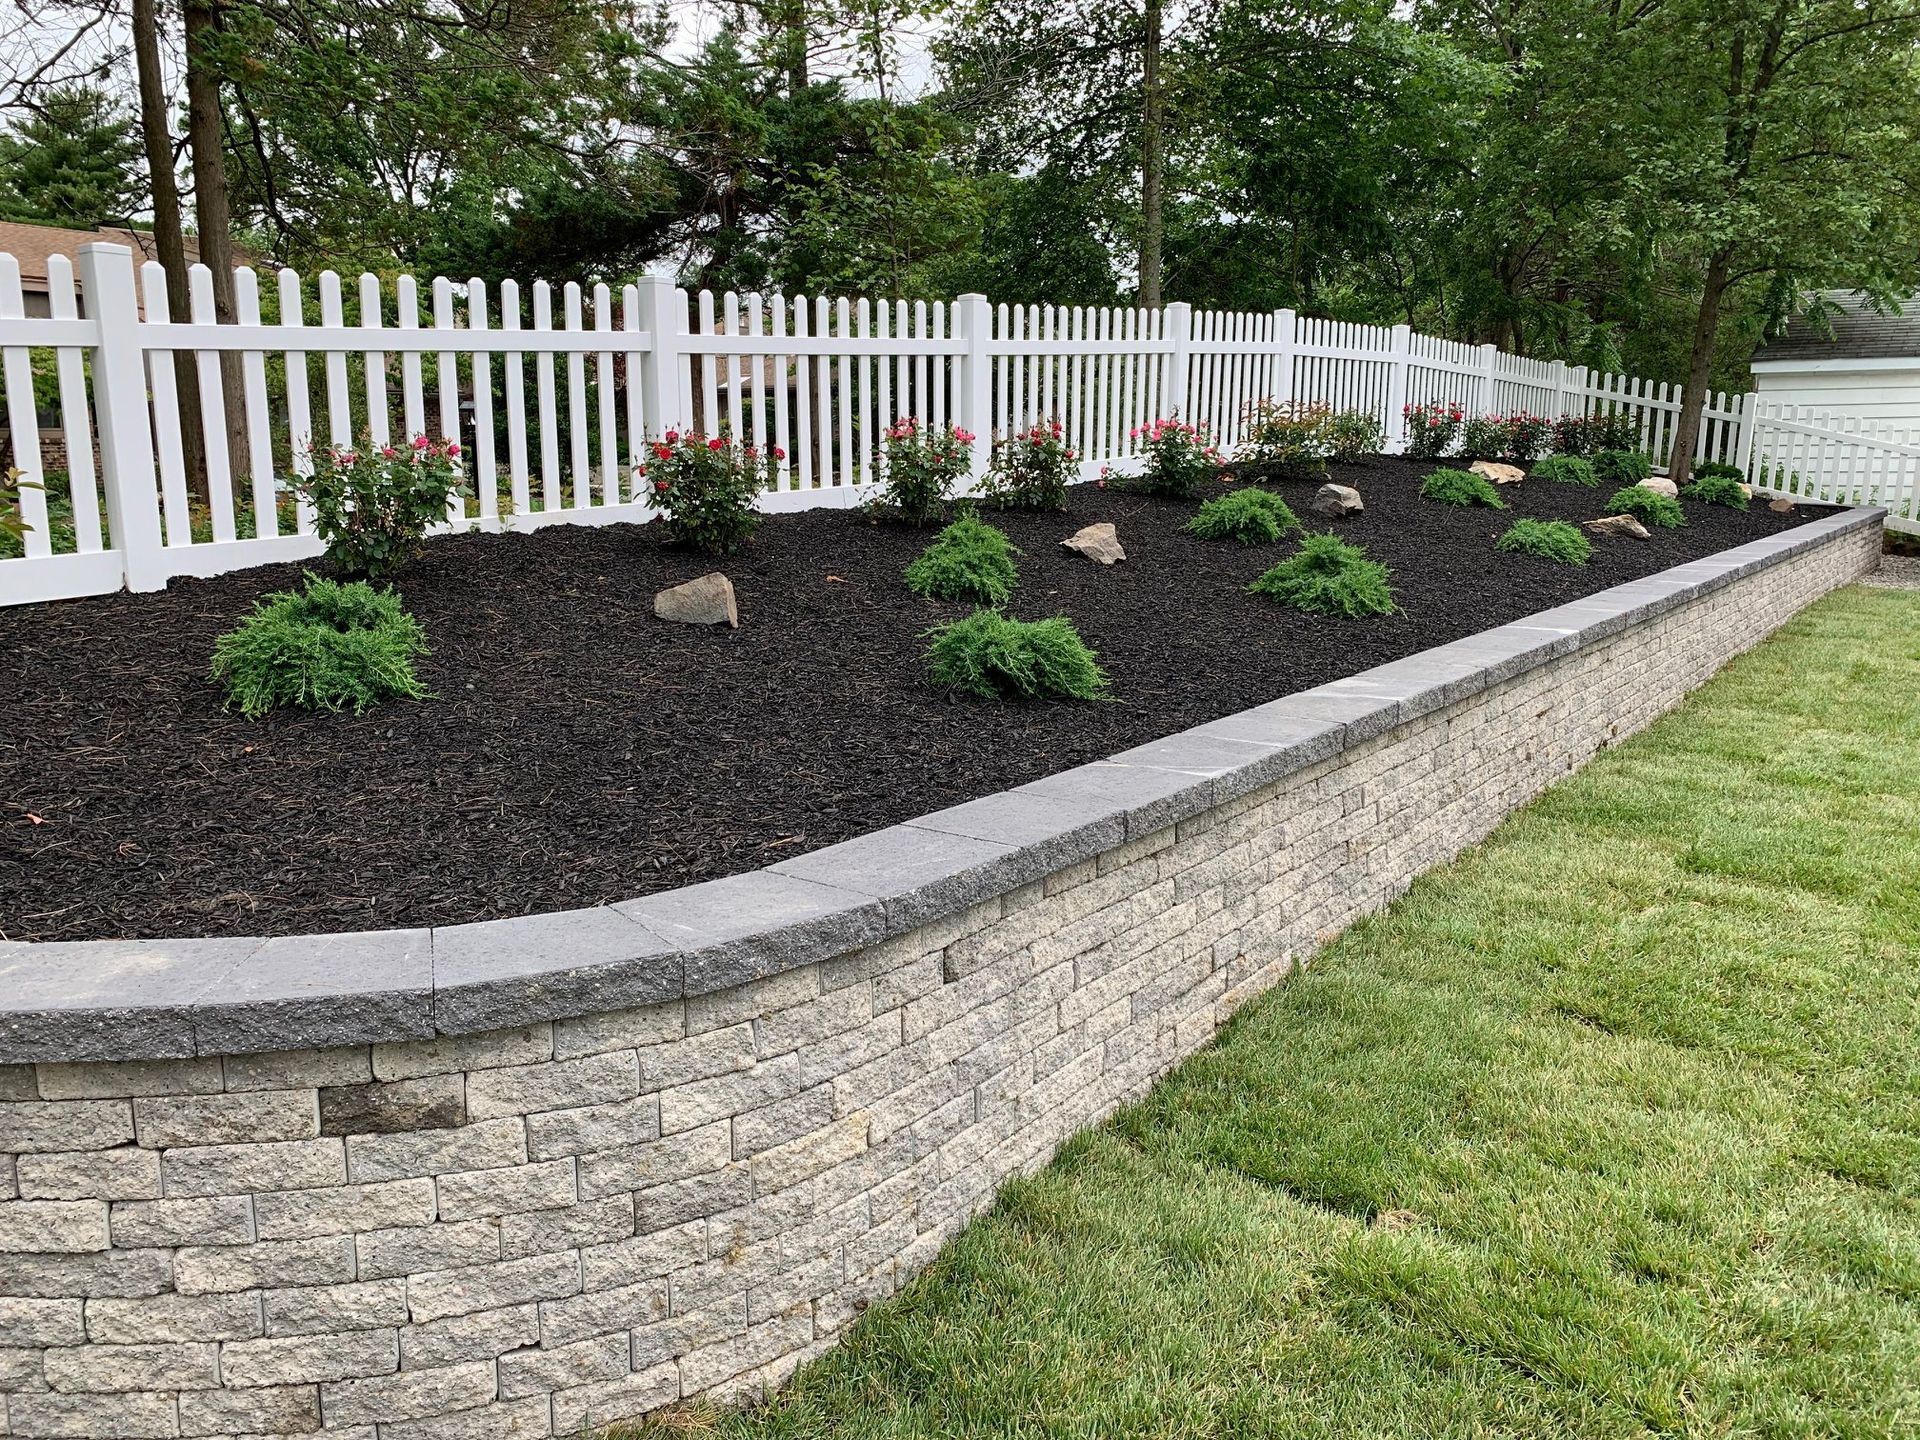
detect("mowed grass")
[638,585,1920,1440]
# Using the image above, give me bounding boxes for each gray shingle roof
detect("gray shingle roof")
[1754,290,1920,362]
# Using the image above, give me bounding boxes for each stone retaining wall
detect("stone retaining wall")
[0,509,1883,1438]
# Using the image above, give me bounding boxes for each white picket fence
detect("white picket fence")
[1,242,1754,605]
[1740,403,1920,534]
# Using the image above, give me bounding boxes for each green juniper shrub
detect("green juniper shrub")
[639,430,775,553]
[298,436,467,579]
[1186,488,1302,545]
[1528,454,1600,487]
[1248,532,1399,618]
[1419,467,1507,509]
[904,516,1020,605]
[1591,448,1653,487]
[1683,473,1750,510]
[1236,401,1331,481]
[1691,460,1746,482]
[211,574,429,719]
[1605,483,1685,529]
[979,421,1074,511]
[1495,517,1593,566]
[873,417,976,525]
[1324,409,1385,461]
[924,610,1108,701]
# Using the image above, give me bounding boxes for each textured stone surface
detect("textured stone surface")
[1311,482,1363,516]
[654,572,739,627]
[1059,521,1125,564]
[1585,513,1652,540]
[0,513,1882,1437]
[1470,460,1524,484]
[1640,475,1681,498]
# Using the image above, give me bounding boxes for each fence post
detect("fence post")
[1733,392,1757,482]
[77,243,166,593]
[1474,343,1498,417]
[1385,323,1412,452]
[634,275,688,441]
[1274,309,1297,410]
[1550,359,1569,419]
[1164,301,1193,421]
[954,292,994,488]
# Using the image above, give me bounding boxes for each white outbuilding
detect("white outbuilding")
[1749,291,1920,434]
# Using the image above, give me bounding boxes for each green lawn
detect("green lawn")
[650,585,1920,1440]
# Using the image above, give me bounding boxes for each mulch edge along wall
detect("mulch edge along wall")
[0,506,1884,1439]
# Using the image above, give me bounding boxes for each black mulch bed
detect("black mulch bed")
[2,456,1830,942]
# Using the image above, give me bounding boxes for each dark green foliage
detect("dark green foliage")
[1419,467,1507,509]
[1495,518,1592,565]
[298,438,467,579]
[924,610,1108,701]
[1692,460,1747,483]
[1528,455,1600,487]
[1684,474,1750,509]
[211,575,429,719]
[1592,449,1653,486]
[1186,489,1301,544]
[1248,533,1398,617]
[904,516,1020,605]
[1605,484,1685,529]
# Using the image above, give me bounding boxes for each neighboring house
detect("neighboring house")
[0,218,214,318]
[1750,291,1920,433]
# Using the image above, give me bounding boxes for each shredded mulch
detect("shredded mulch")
[1,457,1827,941]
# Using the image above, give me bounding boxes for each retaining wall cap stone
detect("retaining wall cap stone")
[0,505,1886,1063]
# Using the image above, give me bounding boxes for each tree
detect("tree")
[1625,0,1920,482]
[0,86,144,228]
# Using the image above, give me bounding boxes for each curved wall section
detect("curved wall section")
[0,508,1883,1437]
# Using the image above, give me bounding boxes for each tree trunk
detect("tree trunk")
[1666,249,1732,488]
[184,0,252,492]
[130,0,208,500]
[778,0,809,95]
[1138,0,1165,309]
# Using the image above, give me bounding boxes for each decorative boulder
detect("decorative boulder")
[655,573,738,627]
[1061,522,1126,565]
[1312,483,1364,518]
[1584,514,1652,541]
[1639,476,1680,499]
[1470,460,1525,485]
[1768,497,1796,514]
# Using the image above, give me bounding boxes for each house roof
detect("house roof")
[0,219,207,291]
[1753,290,1920,363]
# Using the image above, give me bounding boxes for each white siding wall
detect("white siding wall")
[1750,362,1920,431]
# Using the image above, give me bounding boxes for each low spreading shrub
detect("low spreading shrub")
[298,435,467,579]
[1129,419,1221,498]
[1419,467,1507,508]
[1237,401,1331,480]
[1494,517,1592,566]
[640,431,775,553]
[1691,460,1747,483]
[1605,483,1685,529]
[211,574,429,719]
[980,422,1075,511]
[1325,409,1385,461]
[1248,533,1398,617]
[1592,448,1653,486]
[1186,489,1301,544]
[1528,454,1600,486]
[924,610,1108,701]
[1683,473,1750,509]
[904,516,1020,605]
[875,417,975,525]
[1404,401,1463,459]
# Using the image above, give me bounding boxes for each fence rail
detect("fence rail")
[1,242,1755,606]
[1741,403,1920,534]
